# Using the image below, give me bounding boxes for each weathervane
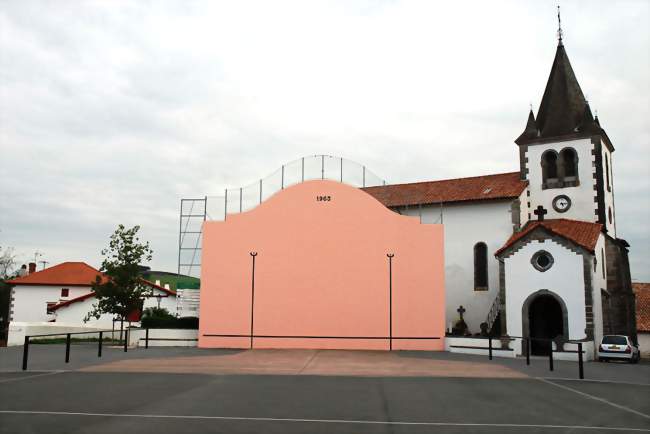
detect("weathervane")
[557,5,563,45]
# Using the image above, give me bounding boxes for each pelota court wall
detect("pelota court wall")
[199,180,445,351]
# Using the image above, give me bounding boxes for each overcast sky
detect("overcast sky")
[1,0,648,281]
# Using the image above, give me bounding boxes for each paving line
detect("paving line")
[0,371,65,384]
[539,377,650,387]
[538,378,650,420]
[0,410,648,431]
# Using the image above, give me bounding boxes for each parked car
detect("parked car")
[598,335,640,363]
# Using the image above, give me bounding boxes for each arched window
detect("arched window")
[605,154,611,192]
[474,242,488,290]
[560,148,578,179]
[541,150,559,186]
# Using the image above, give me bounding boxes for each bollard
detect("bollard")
[145,328,149,349]
[65,334,71,363]
[549,342,554,371]
[578,342,584,379]
[98,331,103,358]
[525,338,530,366]
[488,337,493,360]
[123,328,128,353]
[22,336,30,371]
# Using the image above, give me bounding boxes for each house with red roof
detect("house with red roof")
[6,262,177,327]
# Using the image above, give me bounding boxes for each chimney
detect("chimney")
[155,280,161,286]
[28,262,37,274]
[164,284,170,290]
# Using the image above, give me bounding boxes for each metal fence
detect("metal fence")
[21,328,156,371]
[178,155,387,278]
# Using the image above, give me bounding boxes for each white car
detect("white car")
[598,335,640,363]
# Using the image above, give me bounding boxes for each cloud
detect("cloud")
[0,0,648,280]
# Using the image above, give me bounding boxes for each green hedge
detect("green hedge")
[141,316,199,329]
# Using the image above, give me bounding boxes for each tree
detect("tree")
[84,225,153,324]
[0,246,17,279]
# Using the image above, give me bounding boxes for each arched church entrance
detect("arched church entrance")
[525,292,566,355]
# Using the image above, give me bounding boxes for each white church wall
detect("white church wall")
[504,239,587,340]
[518,188,529,228]
[10,285,90,323]
[400,200,513,333]
[525,138,597,222]
[591,234,607,347]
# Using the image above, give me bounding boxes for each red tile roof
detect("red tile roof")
[495,219,603,256]
[633,283,650,333]
[6,262,106,287]
[7,261,176,296]
[362,172,527,207]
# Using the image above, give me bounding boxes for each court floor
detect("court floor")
[1,346,648,433]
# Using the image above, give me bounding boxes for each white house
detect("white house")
[7,261,177,328]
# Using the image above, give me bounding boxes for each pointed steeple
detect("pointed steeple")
[578,101,599,133]
[515,109,539,144]
[535,43,588,139]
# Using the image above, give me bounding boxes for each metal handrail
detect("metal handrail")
[21,327,154,371]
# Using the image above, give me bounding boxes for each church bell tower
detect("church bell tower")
[514,17,617,236]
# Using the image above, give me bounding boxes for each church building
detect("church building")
[363,27,636,353]
[191,20,636,357]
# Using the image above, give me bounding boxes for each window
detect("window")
[46,302,57,314]
[531,250,554,272]
[560,148,578,179]
[605,154,611,192]
[541,150,559,185]
[601,248,606,279]
[541,148,580,189]
[473,242,488,290]
[608,207,613,225]
[602,335,627,345]
[61,288,69,297]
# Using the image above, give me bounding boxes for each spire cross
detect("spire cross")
[557,5,563,45]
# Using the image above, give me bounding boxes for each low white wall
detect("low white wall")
[7,322,107,346]
[445,336,593,361]
[445,337,517,358]
[128,328,198,347]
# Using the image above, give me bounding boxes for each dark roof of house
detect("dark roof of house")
[495,219,603,257]
[6,262,106,287]
[633,283,650,332]
[516,43,605,145]
[362,172,527,208]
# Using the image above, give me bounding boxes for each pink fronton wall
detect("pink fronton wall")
[199,180,445,351]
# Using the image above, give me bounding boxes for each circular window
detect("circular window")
[531,250,554,272]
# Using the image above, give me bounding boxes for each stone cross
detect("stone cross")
[534,205,548,221]
[457,305,466,321]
